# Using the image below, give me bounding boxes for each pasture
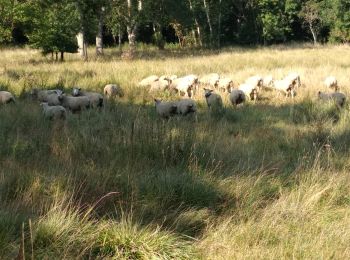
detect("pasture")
[1,44,350,259]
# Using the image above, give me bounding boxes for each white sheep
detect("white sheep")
[273,79,295,98]
[285,72,301,88]
[31,89,62,102]
[318,91,346,108]
[138,75,159,87]
[159,75,177,83]
[200,73,220,88]
[176,99,197,116]
[263,75,274,89]
[245,75,264,91]
[0,91,15,104]
[229,89,246,106]
[149,79,170,93]
[72,88,104,108]
[58,94,90,113]
[218,78,234,92]
[104,84,124,98]
[204,88,223,110]
[40,103,66,120]
[324,76,338,92]
[154,99,177,119]
[171,75,198,98]
[238,83,258,101]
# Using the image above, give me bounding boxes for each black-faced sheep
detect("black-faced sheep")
[324,76,338,92]
[176,99,197,116]
[204,88,223,110]
[229,89,246,106]
[239,83,258,101]
[104,84,124,98]
[0,91,15,104]
[318,91,346,108]
[154,99,177,119]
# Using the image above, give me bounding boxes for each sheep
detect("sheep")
[245,75,264,91]
[149,79,170,93]
[263,75,274,89]
[324,76,338,92]
[58,94,90,113]
[285,72,301,89]
[176,99,197,116]
[31,89,62,102]
[218,78,234,93]
[0,91,15,104]
[204,88,223,110]
[104,84,124,98]
[154,99,177,119]
[238,83,258,101]
[138,75,159,87]
[273,79,295,98]
[171,75,199,98]
[200,73,220,88]
[318,91,346,108]
[72,88,104,108]
[40,102,66,120]
[46,93,61,106]
[229,89,246,106]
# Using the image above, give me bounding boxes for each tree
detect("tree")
[258,0,295,44]
[0,0,16,43]
[26,0,79,61]
[299,0,323,45]
[329,0,350,43]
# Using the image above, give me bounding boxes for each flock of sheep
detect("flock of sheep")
[140,73,346,119]
[0,72,346,121]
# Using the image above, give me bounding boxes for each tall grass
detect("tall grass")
[1,44,350,258]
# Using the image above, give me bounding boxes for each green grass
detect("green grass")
[1,44,350,258]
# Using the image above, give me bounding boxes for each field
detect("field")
[1,44,350,259]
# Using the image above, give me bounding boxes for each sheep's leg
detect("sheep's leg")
[291,89,295,99]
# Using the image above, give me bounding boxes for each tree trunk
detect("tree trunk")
[77,32,88,60]
[217,0,222,49]
[96,7,104,56]
[195,19,203,47]
[127,25,137,51]
[203,0,213,47]
[60,51,64,61]
[118,27,122,51]
[309,24,317,45]
[189,0,202,47]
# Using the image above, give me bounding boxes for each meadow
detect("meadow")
[1,44,350,259]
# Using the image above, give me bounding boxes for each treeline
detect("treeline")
[1,0,350,59]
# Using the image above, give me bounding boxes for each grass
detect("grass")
[1,43,350,258]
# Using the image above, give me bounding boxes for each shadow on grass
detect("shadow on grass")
[0,96,348,237]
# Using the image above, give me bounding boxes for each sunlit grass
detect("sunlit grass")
[1,44,350,258]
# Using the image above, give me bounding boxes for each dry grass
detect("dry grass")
[1,44,350,259]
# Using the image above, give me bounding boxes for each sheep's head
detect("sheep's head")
[250,89,258,101]
[116,86,124,97]
[57,93,65,102]
[154,99,162,105]
[52,89,64,96]
[204,88,214,98]
[72,87,81,96]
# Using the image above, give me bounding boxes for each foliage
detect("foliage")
[25,0,80,58]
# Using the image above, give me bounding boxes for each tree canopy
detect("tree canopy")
[0,0,349,55]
